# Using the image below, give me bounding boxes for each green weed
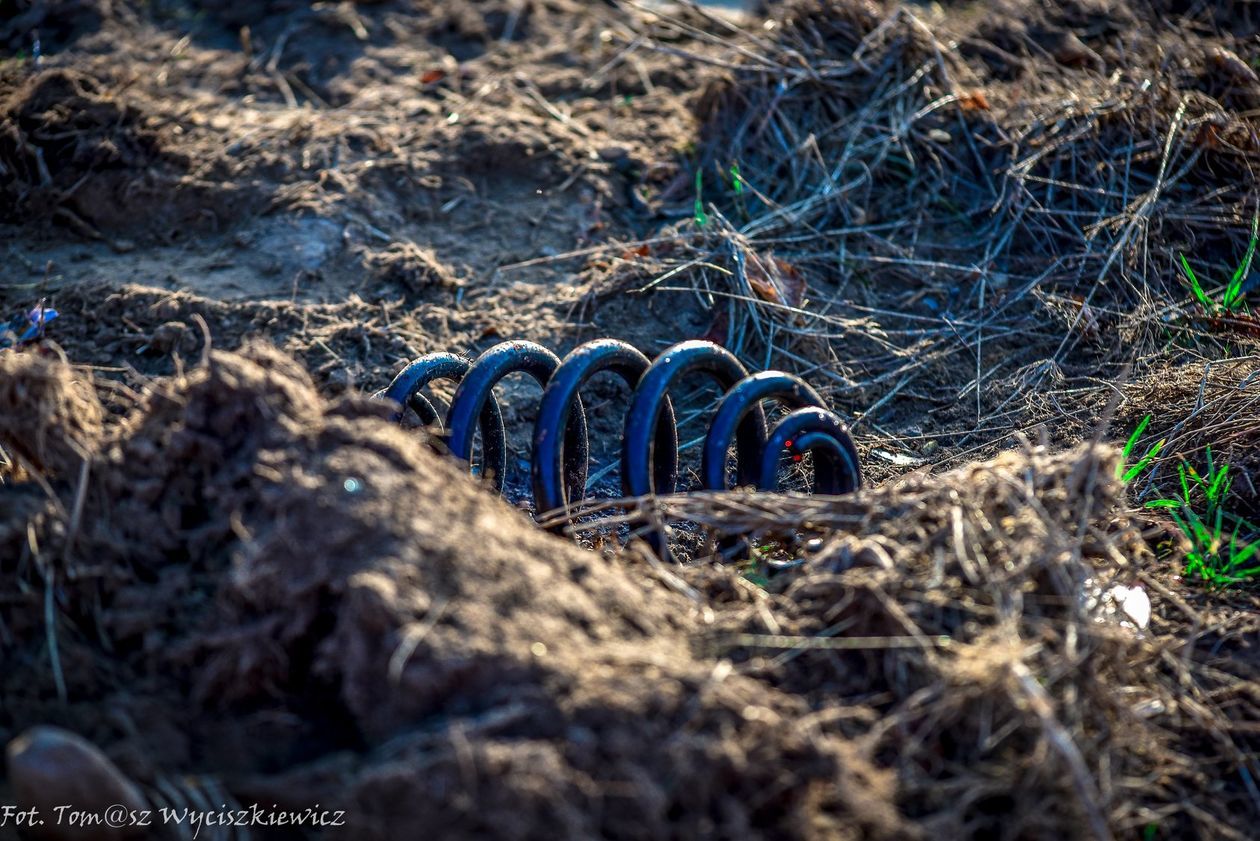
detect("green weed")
[1178,214,1258,315]
[1116,414,1164,484]
[1117,419,1257,586]
[1144,448,1260,586]
[694,170,709,227]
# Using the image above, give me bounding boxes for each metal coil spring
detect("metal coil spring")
[373,339,861,528]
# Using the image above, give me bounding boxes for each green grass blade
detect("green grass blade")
[1230,539,1260,566]
[1207,463,1231,507]
[1225,220,1258,311]
[1145,499,1182,509]
[1180,253,1213,312]
[693,171,709,227]
[1121,439,1164,483]
[1170,511,1196,547]
[1122,415,1151,461]
[1183,507,1212,548]
[1225,510,1260,533]
[1186,462,1207,491]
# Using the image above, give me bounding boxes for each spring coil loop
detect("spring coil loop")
[374,339,862,528]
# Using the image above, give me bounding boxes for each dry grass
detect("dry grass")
[542,3,1260,835]
[564,441,1260,838]
[0,348,101,478]
[582,0,1260,481]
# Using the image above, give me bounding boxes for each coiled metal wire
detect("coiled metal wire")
[374,339,861,530]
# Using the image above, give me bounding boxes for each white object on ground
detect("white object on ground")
[1081,577,1152,632]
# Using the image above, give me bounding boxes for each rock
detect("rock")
[596,145,630,162]
[6,727,150,841]
[143,321,194,356]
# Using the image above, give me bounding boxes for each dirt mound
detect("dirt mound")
[2,345,1257,839]
[672,0,1260,464]
[0,65,259,236]
[641,441,1260,839]
[3,0,1260,837]
[0,344,906,839]
[0,68,161,223]
[33,281,464,394]
[705,447,1155,838]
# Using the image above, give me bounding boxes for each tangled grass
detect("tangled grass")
[553,441,1260,838]
[584,0,1260,475]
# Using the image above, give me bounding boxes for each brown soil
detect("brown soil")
[2,0,1260,838]
[0,344,906,840]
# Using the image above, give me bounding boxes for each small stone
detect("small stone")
[6,726,149,841]
[325,366,354,393]
[597,145,630,162]
[144,321,191,356]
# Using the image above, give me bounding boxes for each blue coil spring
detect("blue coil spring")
[373,339,862,527]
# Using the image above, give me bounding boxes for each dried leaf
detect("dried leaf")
[746,254,806,309]
[958,89,990,111]
[619,244,652,260]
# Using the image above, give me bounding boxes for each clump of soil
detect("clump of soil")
[0,347,101,477]
[361,241,459,293]
[0,67,163,224]
[0,64,266,238]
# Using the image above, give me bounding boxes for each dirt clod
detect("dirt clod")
[362,241,458,293]
[0,349,102,477]
[0,68,163,226]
